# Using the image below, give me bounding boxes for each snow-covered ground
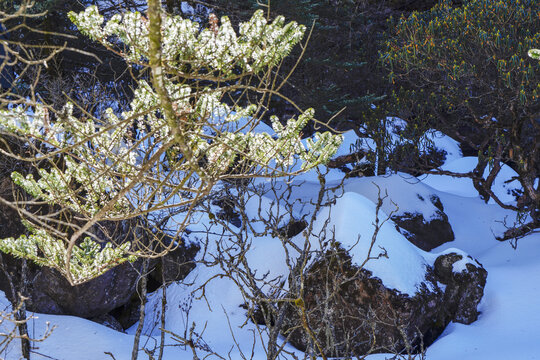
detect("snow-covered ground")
[1,130,539,360]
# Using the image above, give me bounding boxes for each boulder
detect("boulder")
[0,177,25,239]
[344,177,456,251]
[91,313,125,332]
[0,239,199,319]
[30,260,143,318]
[276,218,308,239]
[280,247,487,357]
[433,252,487,324]
[0,185,197,320]
[212,196,242,228]
[149,240,200,285]
[0,251,144,318]
[0,194,145,318]
[392,194,454,251]
[0,163,199,320]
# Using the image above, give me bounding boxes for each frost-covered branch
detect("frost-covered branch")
[0,3,342,284]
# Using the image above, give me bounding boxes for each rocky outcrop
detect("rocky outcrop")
[0,239,199,320]
[280,247,486,357]
[392,194,454,251]
[149,241,200,285]
[33,261,143,318]
[433,252,487,324]
[0,250,144,318]
[0,154,199,323]
[0,200,145,318]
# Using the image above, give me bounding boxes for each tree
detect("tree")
[382,0,539,238]
[0,1,342,285]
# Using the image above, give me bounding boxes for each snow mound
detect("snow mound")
[297,191,431,296]
[424,129,462,165]
[420,156,521,204]
[343,174,446,221]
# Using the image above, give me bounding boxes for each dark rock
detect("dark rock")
[149,241,200,285]
[109,295,142,330]
[212,196,242,228]
[91,313,125,332]
[26,260,143,318]
[280,246,487,357]
[0,199,146,318]
[434,253,487,324]
[0,177,26,239]
[389,142,447,176]
[0,162,200,320]
[0,238,199,320]
[0,163,146,317]
[392,194,454,251]
[277,218,308,239]
[327,151,376,178]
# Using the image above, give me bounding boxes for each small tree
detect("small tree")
[0,0,342,285]
[382,0,539,238]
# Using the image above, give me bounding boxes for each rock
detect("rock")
[0,182,195,320]
[0,251,145,318]
[0,163,199,320]
[31,260,144,318]
[91,313,125,332]
[212,196,242,228]
[276,218,308,239]
[0,238,199,319]
[0,200,146,318]
[343,176,455,251]
[0,161,146,317]
[0,178,25,239]
[149,240,200,285]
[109,295,142,330]
[434,252,487,324]
[392,194,454,251]
[280,247,487,357]
[389,142,447,176]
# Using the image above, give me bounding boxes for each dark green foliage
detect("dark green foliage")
[203,0,384,130]
[382,0,539,231]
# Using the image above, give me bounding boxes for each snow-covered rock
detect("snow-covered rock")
[279,244,487,357]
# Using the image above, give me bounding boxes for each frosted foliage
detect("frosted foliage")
[69,7,306,73]
[0,5,342,283]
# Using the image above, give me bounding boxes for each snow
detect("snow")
[296,191,431,296]
[342,174,446,220]
[451,254,476,273]
[1,129,539,360]
[424,220,540,360]
[420,156,522,204]
[332,129,363,158]
[425,129,463,164]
